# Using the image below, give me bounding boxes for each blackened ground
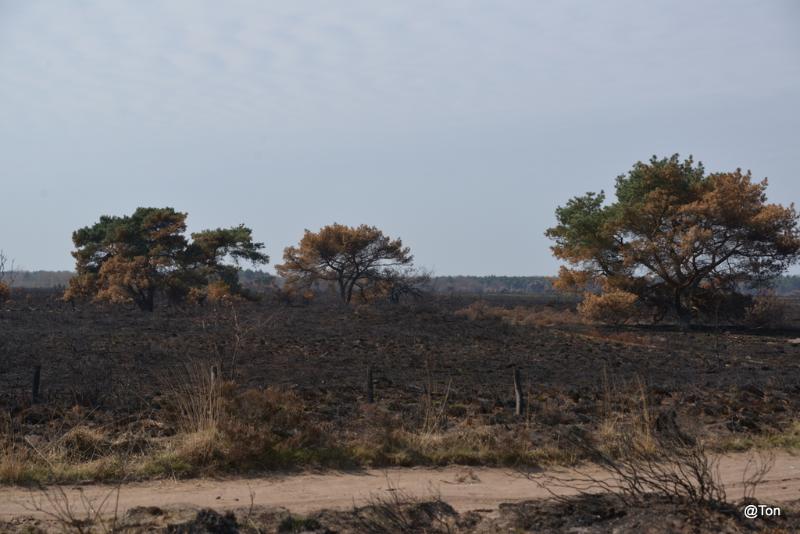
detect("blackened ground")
[1,289,799,458]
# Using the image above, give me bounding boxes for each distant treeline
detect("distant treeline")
[427,275,555,294]
[8,271,800,296]
[6,271,74,288]
[773,275,800,295]
[6,270,278,291]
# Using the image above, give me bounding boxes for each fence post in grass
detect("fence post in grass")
[513,366,524,417]
[32,364,41,404]
[210,364,218,388]
[367,363,374,403]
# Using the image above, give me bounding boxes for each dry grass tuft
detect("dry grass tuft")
[595,373,659,459]
[163,359,224,436]
[60,426,112,462]
[719,421,800,452]
[0,422,31,484]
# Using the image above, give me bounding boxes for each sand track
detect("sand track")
[1,451,798,520]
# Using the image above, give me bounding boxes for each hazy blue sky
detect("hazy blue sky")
[1,1,799,275]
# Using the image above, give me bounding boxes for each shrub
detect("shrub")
[61,426,111,462]
[278,516,323,533]
[744,293,788,329]
[274,285,314,305]
[693,291,752,324]
[455,301,578,327]
[353,484,457,533]
[577,290,639,325]
[454,300,492,321]
[0,282,9,304]
[219,387,331,467]
[206,281,236,304]
[529,407,772,509]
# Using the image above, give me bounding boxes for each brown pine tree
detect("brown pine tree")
[276,223,417,303]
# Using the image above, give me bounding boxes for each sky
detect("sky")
[1,1,799,275]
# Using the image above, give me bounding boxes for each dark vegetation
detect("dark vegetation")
[1,288,799,486]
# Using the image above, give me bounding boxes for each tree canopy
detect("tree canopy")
[65,208,268,311]
[276,223,417,303]
[546,155,800,326]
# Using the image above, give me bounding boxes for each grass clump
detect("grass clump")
[718,421,800,452]
[60,426,112,462]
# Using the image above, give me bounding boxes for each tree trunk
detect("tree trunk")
[136,290,155,312]
[674,290,691,331]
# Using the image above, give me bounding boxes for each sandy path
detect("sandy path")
[1,452,798,519]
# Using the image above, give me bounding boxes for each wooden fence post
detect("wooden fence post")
[210,364,219,387]
[513,366,524,417]
[32,365,41,404]
[367,364,374,403]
